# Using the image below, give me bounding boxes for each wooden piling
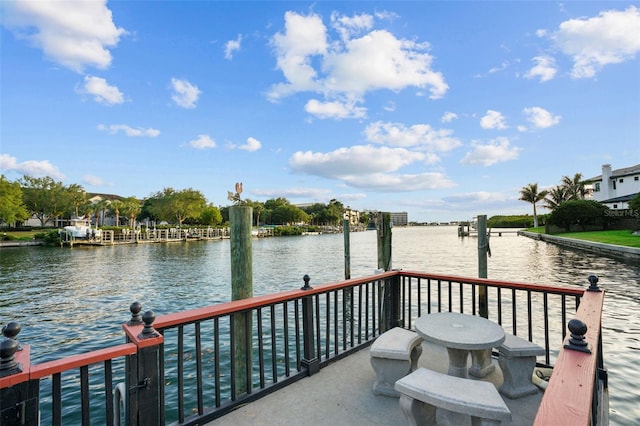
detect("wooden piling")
[377,213,394,332]
[343,219,351,280]
[477,214,488,318]
[230,205,253,394]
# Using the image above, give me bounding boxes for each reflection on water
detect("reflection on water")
[1,226,638,424]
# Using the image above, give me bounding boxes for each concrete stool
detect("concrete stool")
[498,334,545,399]
[370,327,423,397]
[395,368,512,426]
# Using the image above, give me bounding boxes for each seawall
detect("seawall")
[518,231,640,262]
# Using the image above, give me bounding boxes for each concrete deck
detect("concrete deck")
[209,341,542,425]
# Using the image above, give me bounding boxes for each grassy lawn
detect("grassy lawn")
[524,228,640,248]
[1,230,48,241]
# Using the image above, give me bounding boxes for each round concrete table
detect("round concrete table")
[415,312,505,378]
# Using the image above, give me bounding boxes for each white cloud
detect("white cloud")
[341,172,455,192]
[83,175,108,186]
[77,76,124,105]
[523,107,561,128]
[290,145,424,177]
[0,153,65,180]
[524,56,557,82]
[188,135,216,149]
[98,124,160,137]
[225,34,242,60]
[331,11,374,41]
[239,137,262,152]
[441,112,458,123]
[269,11,327,99]
[548,6,640,78]
[305,99,367,119]
[1,0,126,73]
[253,187,332,200]
[443,191,511,204]
[171,78,201,109]
[268,11,448,115]
[288,144,455,192]
[364,121,462,152]
[460,137,521,166]
[480,110,507,130]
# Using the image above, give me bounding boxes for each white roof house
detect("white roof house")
[583,163,640,209]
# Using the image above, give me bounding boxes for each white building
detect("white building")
[584,163,640,209]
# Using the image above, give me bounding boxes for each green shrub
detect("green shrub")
[547,200,609,231]
[34,230,63,246]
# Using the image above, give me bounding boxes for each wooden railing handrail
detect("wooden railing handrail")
[533,289,605,426]
[398,270,585,296]
[154,272,397,329]
[29,343,137,380]
[154,270,583,330]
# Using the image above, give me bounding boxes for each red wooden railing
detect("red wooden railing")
[1,271,606,425]
[534,288,606,426]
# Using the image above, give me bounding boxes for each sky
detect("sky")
[1,1,639,223]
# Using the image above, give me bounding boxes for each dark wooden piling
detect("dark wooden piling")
[230,205,253,394]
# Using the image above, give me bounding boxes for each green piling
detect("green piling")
[230,204,253,394]
[477,214,488,318]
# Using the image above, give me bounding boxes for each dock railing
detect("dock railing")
[1,271,605,425]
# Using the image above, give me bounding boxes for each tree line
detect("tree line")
[0,175,368,229]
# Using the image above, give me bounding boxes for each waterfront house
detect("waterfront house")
[583,163,640,210]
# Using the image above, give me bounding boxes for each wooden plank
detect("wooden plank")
[533,290,604,426]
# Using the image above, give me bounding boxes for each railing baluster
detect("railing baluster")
[270,305,277,384]
[229,314,236,401]
[283,302,290,377]
[511,288,517,335]
[333,292,339,355]
[497,287,502,325]
[527,291,533,340]
[294,301,301,370]
[104,359,114,426]
[543,293,550,366]
[195,322,203,415]
[214,317,221,407]
[80,365,89,425]
[178,325,185,423]
[257,307,265,388]
[324,293,330,359]
[53,373,62,426]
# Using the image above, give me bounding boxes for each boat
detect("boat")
[59,217,102,239]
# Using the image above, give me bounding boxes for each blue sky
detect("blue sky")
[1,1,639,222]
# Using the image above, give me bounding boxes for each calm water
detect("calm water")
[1,226,638,424]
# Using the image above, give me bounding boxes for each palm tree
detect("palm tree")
[94,199,111,226]
[544,185,570,211]
[519,183,548,227]
[562,173,586,200]
[122,197,142,228]
[109,200,124,227]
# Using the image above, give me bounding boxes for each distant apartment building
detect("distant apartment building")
[343,207,360,227]
[583,163,640,209]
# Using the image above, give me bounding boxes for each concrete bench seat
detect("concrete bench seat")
[395,368,512,426]
[370,327,423,397]
[498,333,545,399]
